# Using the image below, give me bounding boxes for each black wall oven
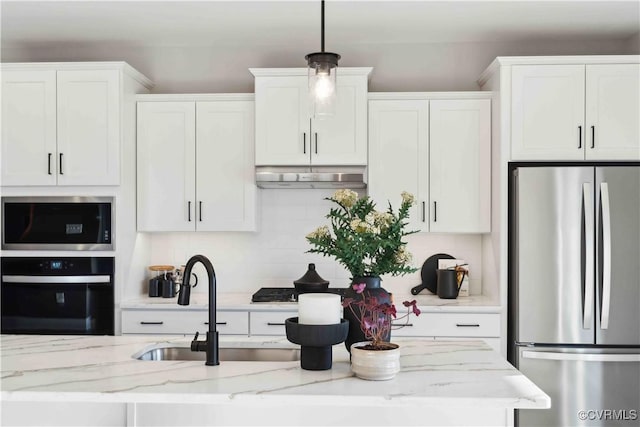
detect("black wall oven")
[1,257,115,335]
[2,196,113,251]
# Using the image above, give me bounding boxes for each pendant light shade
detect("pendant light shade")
[306,1,340,118]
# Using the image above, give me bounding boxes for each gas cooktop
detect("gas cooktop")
[251,287,346,303]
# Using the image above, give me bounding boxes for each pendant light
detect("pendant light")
[305,0,340,118]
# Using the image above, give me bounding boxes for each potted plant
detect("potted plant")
[305,189,418,350]
[342,282,421,380]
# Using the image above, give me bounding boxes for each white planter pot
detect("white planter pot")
[350,341,400,381]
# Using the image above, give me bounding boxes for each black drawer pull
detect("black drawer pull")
[391,323,414,327]
[48,153,52,175]
[204,322,227,325]
[456,323,480,327]
[140,321,164,325]
[267,322,285,326]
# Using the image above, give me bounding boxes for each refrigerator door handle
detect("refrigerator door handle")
[582,183,594,329]
[600,182,612,329]
[522,350,640,363]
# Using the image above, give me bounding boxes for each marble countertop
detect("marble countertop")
[1,335,548,409]
[121,292,501,312]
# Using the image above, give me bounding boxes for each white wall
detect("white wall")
[0,38,628,93]
[137,189,483,299]
[626,31,640,54]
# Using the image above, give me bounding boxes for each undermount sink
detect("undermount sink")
[133,345,300,362]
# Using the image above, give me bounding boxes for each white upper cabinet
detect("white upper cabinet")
[511,65,585,161]
[429,99,491,233]
[368,95,491,233]
[137,101,196,232]
[511,63,640,161]
[585,64,640,160]
[196,101,256,231]
[56,70,120,185]
[252,68,370,166]
[137,96,256,232]
[1,70,57,186]
[1,63,152,186]
[368,99,428,232]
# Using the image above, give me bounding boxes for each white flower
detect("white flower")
[395,245,413,265]
[333,189,359,208]
[306,225,330,240]
[401,191,415,206]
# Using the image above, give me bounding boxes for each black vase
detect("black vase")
[343,276,391,352]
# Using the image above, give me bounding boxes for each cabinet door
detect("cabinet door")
[56,70,120,185]
[311,75,368,165]
[196,101,257,231]
[511,65,585,160]
[368,100,428,232]
[1,70,57,186]
[586,64,640,160]
[430,99,491,233]
[137,102,196,231]
[254,76,310,165]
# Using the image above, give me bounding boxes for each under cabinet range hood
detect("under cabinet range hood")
[255,166,366,189]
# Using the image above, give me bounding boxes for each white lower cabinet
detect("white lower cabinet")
[249,310,297,335]
[121,309,249,335]
[121,307,500,351]
[392,312,501,351]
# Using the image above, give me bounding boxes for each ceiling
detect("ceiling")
[2,1,639,50]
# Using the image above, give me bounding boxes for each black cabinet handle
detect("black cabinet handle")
[199,201,202,222]
[591,126,595,149]
[59,153,64,175]
[303,133,307,154]
[48,153,52,175]
[434,201,437,222]
[204,322,227,326]
[315,133,318,154]
[140,321,164,325]
[267,322,285,326]
[456,323,480,327]
[578,125,582,149]
[422,201,426,222]
[391,323,414,327]
[188,201,192,222]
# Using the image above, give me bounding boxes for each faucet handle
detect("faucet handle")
[190,331,207,352]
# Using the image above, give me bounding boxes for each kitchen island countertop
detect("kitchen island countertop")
[1,335,547,408]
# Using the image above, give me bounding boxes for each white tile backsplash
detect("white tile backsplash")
[145,189,484,296]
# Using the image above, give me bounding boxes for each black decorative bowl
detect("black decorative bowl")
[285,317,349,370]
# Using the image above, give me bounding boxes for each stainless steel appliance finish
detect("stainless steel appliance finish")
[255,166,366,189]
[517,346,640,427]
[510,165,640,427]
[1,196,114,251]
[1,257,115,335]
[134,346,301,362]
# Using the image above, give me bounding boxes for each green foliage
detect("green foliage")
[306,190,419,278]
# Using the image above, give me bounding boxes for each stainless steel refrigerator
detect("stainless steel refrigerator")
[509,165,640,427]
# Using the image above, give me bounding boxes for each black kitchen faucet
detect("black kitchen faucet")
[177,254,219,366]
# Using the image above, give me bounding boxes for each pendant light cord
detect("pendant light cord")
[321,0,325,53]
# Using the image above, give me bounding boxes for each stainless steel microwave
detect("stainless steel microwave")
[1,197,114,251]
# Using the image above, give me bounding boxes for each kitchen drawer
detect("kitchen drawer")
[249,311,296,336]
[121,309,249,335]
[392,312,500,338]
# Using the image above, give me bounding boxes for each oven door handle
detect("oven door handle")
[2,275,111,284]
